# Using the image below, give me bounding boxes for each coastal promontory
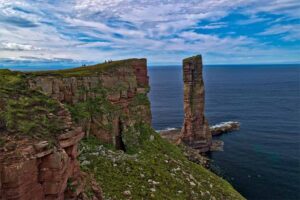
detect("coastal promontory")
[0,58,244,200]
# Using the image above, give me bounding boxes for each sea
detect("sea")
[148,65,300,200]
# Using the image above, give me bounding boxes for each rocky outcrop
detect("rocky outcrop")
[0,104,88,200]
[210,121,240,136]
[179,55,212,152]
[28,59,151,149]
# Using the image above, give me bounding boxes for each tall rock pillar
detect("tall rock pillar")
[180,55,211,152]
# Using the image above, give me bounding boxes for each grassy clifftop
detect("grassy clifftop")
[0,69,64,142]
[26,58,145,77]
[79,123,245,200]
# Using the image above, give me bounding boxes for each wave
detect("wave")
[156,127,180,132]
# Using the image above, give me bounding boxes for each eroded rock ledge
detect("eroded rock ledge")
[0,104,88,200]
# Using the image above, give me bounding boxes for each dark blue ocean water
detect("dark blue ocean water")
[148,65,300,200]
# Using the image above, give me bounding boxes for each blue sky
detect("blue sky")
[0,0,299,67]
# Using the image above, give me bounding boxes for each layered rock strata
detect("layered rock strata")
[180,55,212,152]
[0,105,87,200]
[28,59,151,149]
[0,58,150,199]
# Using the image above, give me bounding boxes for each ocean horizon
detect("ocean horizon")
[1,63,300,72]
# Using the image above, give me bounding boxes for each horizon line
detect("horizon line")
[1,62,300,72]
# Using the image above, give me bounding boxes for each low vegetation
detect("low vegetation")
[130,93,150,107]
[0,69,64,140]
[27,59,144,77]
[79,124,245,200]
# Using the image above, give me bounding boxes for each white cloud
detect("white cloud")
[0,42,40,51]
[0,0,299,65]
[236,16,269,25]
[248,0,300,18]
[259,24,300,41]
[198,22,227,29]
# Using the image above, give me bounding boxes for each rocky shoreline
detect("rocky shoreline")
[160,121,240,152]
[211,121,240,136]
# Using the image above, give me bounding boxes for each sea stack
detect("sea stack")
[180,55,212,152]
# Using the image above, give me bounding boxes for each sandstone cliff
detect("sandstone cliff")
[180,55,212,152]
[28,59,151,151]
[0,70,99,199]
[0,59,151,199]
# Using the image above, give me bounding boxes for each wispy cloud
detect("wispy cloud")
[0,0,299,65]
[0,42,40,51]
[236,16,269,25]
[197,22,227,29]
[259,24,300,41]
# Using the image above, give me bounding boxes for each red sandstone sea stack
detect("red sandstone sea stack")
[180,55,212,152]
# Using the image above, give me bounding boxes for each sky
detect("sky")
[0,0,300,67]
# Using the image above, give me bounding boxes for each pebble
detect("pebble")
[149,135,155,141]
[123,190,131,196]
[152,181,160,185]
[81,160,90,166]
[190,182,196,186]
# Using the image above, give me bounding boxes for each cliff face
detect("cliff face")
[0,69,91,199]
[0,117,85,200]
[28,59,151,150]
[180,55,212,152]
[0,58,151,200]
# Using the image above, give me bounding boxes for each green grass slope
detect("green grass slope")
[79,124,245,200]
